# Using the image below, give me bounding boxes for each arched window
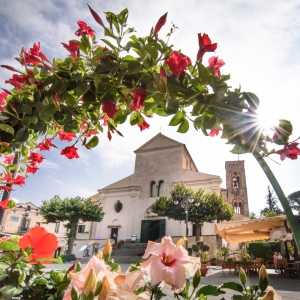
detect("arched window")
[150,181,156,197]
[157,180,164,196]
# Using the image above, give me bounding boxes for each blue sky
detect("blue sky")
[1,0,300,214]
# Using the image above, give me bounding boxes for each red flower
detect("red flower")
[1,173,14,184]
[62,40,80,58]
[209,128,220,137]
[14,175,26,185]
[22,42,49,66]
[166,51,191,77]
[19,226,58,264]
[0,186,12,192]
[130,88,146,111]
[153,12,168,36]
[58,131,76,142]
[0,199,9,209]
[5,74,29,90]
[102,100,117,118]
[0,91,8,112]
[197,33,217,61]
[276,143,300,160]
[75,20,95,37]
[138,119,150,131]
[3,154,14,165]
[61,146,79,159]
[38,138,55,151]
[29,152,44,164]
[26,164,39,174]
[208,56,225,78]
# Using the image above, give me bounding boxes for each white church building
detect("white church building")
[85,133,249,254]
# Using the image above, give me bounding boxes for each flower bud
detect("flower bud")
[103,239,112,257]
[99,276,110,300]
[83,269,97,295]
[259,265,268,281]
[239,267,247,286]
[176,237,186,247]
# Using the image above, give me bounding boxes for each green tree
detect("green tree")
[260,186,282,217]
[152,184,233,241]
[40,196,104,256]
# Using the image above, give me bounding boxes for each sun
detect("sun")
[255,106,280,134]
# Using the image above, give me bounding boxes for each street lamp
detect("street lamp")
[174,195,195,248]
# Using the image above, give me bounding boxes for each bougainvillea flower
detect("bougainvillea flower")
[3,154,14,165]
[0,91,8,112]
[62,40,80,58]
[75,20,95,37]
[58,131,76,142]
[22,42,49,65]
[19,226,58,264]
[130,88,146,111]
[5,74,29,90]
[29,152,44,164]
[61,146,79,159]
[153,12,168,36]
[209,128,220,137]
[26,164,39,174]
[208,56,225,78]
[102,100,118,118]
[197,33,217,61]
[13,175,26,185]
[166,51,191,77]
[0,199,9,209]
[138,119,150,131]
[38,138,56,151]
[276,142,300,160]
[141,236,200,290]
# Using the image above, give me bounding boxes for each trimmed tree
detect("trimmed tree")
[152,184,233,241]
[40,196,104,256]
[260,186,282,217]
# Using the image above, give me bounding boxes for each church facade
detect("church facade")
[89,133,249,249]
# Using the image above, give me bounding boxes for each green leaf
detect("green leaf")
[71,287,79,300]
[177,119,189,133]
[0,123,14,135]
[169,111,185,126]
[239,268,247,286]
[243,92,260,110]
[230,144,249,155]
[221,282,243,293]
[15,127,29,142]
[192,270,201,288]
[101,39,116,50]
[85,136,99,149]
[0,285,22,297]
[130,111,142,125]
[197,285,223,296]
[0,239,19,251]
[117,8,128,25]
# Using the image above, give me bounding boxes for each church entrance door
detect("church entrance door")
[140,219,166,243]
[110,227,119,245]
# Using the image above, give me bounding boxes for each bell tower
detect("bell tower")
[225,161,249,216]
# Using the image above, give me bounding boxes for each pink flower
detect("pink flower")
[276,142,300,160]
[63,256,112,300]
[0,91,8,112]
[138,119,150,131]
[58,131,76,142]
[62,40,80,58]
[130,88,146,111]
[22,42,49,66]
[3,154,14,165]
[209,128,220,137]
[166,51,191,77]
[75,20,95,37]
[197,33,217,61]
[5,74,29,89]
[61,146,79,159]
[208,56,225,78]
[141,237,200,290]
[102,100,118,118]
[38,138,55,151]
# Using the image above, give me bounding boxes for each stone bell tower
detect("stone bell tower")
[225,161,249,216]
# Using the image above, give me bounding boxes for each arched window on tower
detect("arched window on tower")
[157,180,164,196]
[234,202,241,214]
[150,181,156,197]
[232,172,240,194]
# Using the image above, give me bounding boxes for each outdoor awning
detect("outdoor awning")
[215,215,289,244]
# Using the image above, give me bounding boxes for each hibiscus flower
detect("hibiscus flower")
[61,146,79,159]
[166,51,191,77]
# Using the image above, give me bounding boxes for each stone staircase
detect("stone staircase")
[112,242,147,264]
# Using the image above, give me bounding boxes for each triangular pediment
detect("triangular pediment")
[134,133,183,153]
